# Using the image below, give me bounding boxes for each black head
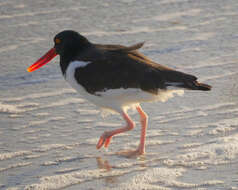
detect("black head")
[27,30,91,73]
[53,30,91,58]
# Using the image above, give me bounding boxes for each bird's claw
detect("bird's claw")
[96,132,112,149]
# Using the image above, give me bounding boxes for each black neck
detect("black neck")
[59,42,91,75]
[60,56,72,75]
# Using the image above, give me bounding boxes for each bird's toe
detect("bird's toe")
[96,132,112,149]
[116,148,145,158]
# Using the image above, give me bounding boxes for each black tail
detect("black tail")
[166,80,212,91]
[185,80,212,91]
[161,69,212,91]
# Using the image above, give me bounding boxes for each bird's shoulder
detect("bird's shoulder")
[94,42,176,72]
[90,42,150,68]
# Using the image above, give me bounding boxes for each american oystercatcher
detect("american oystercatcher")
[27,30,211,156]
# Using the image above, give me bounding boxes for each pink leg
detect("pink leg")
[96,111,135,149]
[136,105,148,154]
[116,105,148,157]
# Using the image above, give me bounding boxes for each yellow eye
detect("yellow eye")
[55,38,61,44]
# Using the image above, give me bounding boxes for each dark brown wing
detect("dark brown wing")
[74,44,165,95]
[122,45,211,91]
[74,43,211,95]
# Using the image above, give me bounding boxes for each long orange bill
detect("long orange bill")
[27,48,57,72]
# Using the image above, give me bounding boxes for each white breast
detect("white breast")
[65,60,92,99]
[65,61,184,113]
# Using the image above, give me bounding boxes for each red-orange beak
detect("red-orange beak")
[27,48,57,72]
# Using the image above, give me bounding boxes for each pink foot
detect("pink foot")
[96,112,135,149]
[116,149,144,158]
[116,145,145,158]
[96,132,113,149]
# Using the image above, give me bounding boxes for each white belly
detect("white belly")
[65,61,184,113]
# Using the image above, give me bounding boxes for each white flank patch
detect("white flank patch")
[165,82,184,90]
[65,61,184,114]
[165,82,183,86]
[96,88,184,113]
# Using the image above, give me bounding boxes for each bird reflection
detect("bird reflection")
[96,157,112,171]
[96,157,118,185]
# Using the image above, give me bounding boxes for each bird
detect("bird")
[27,30,211,156]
